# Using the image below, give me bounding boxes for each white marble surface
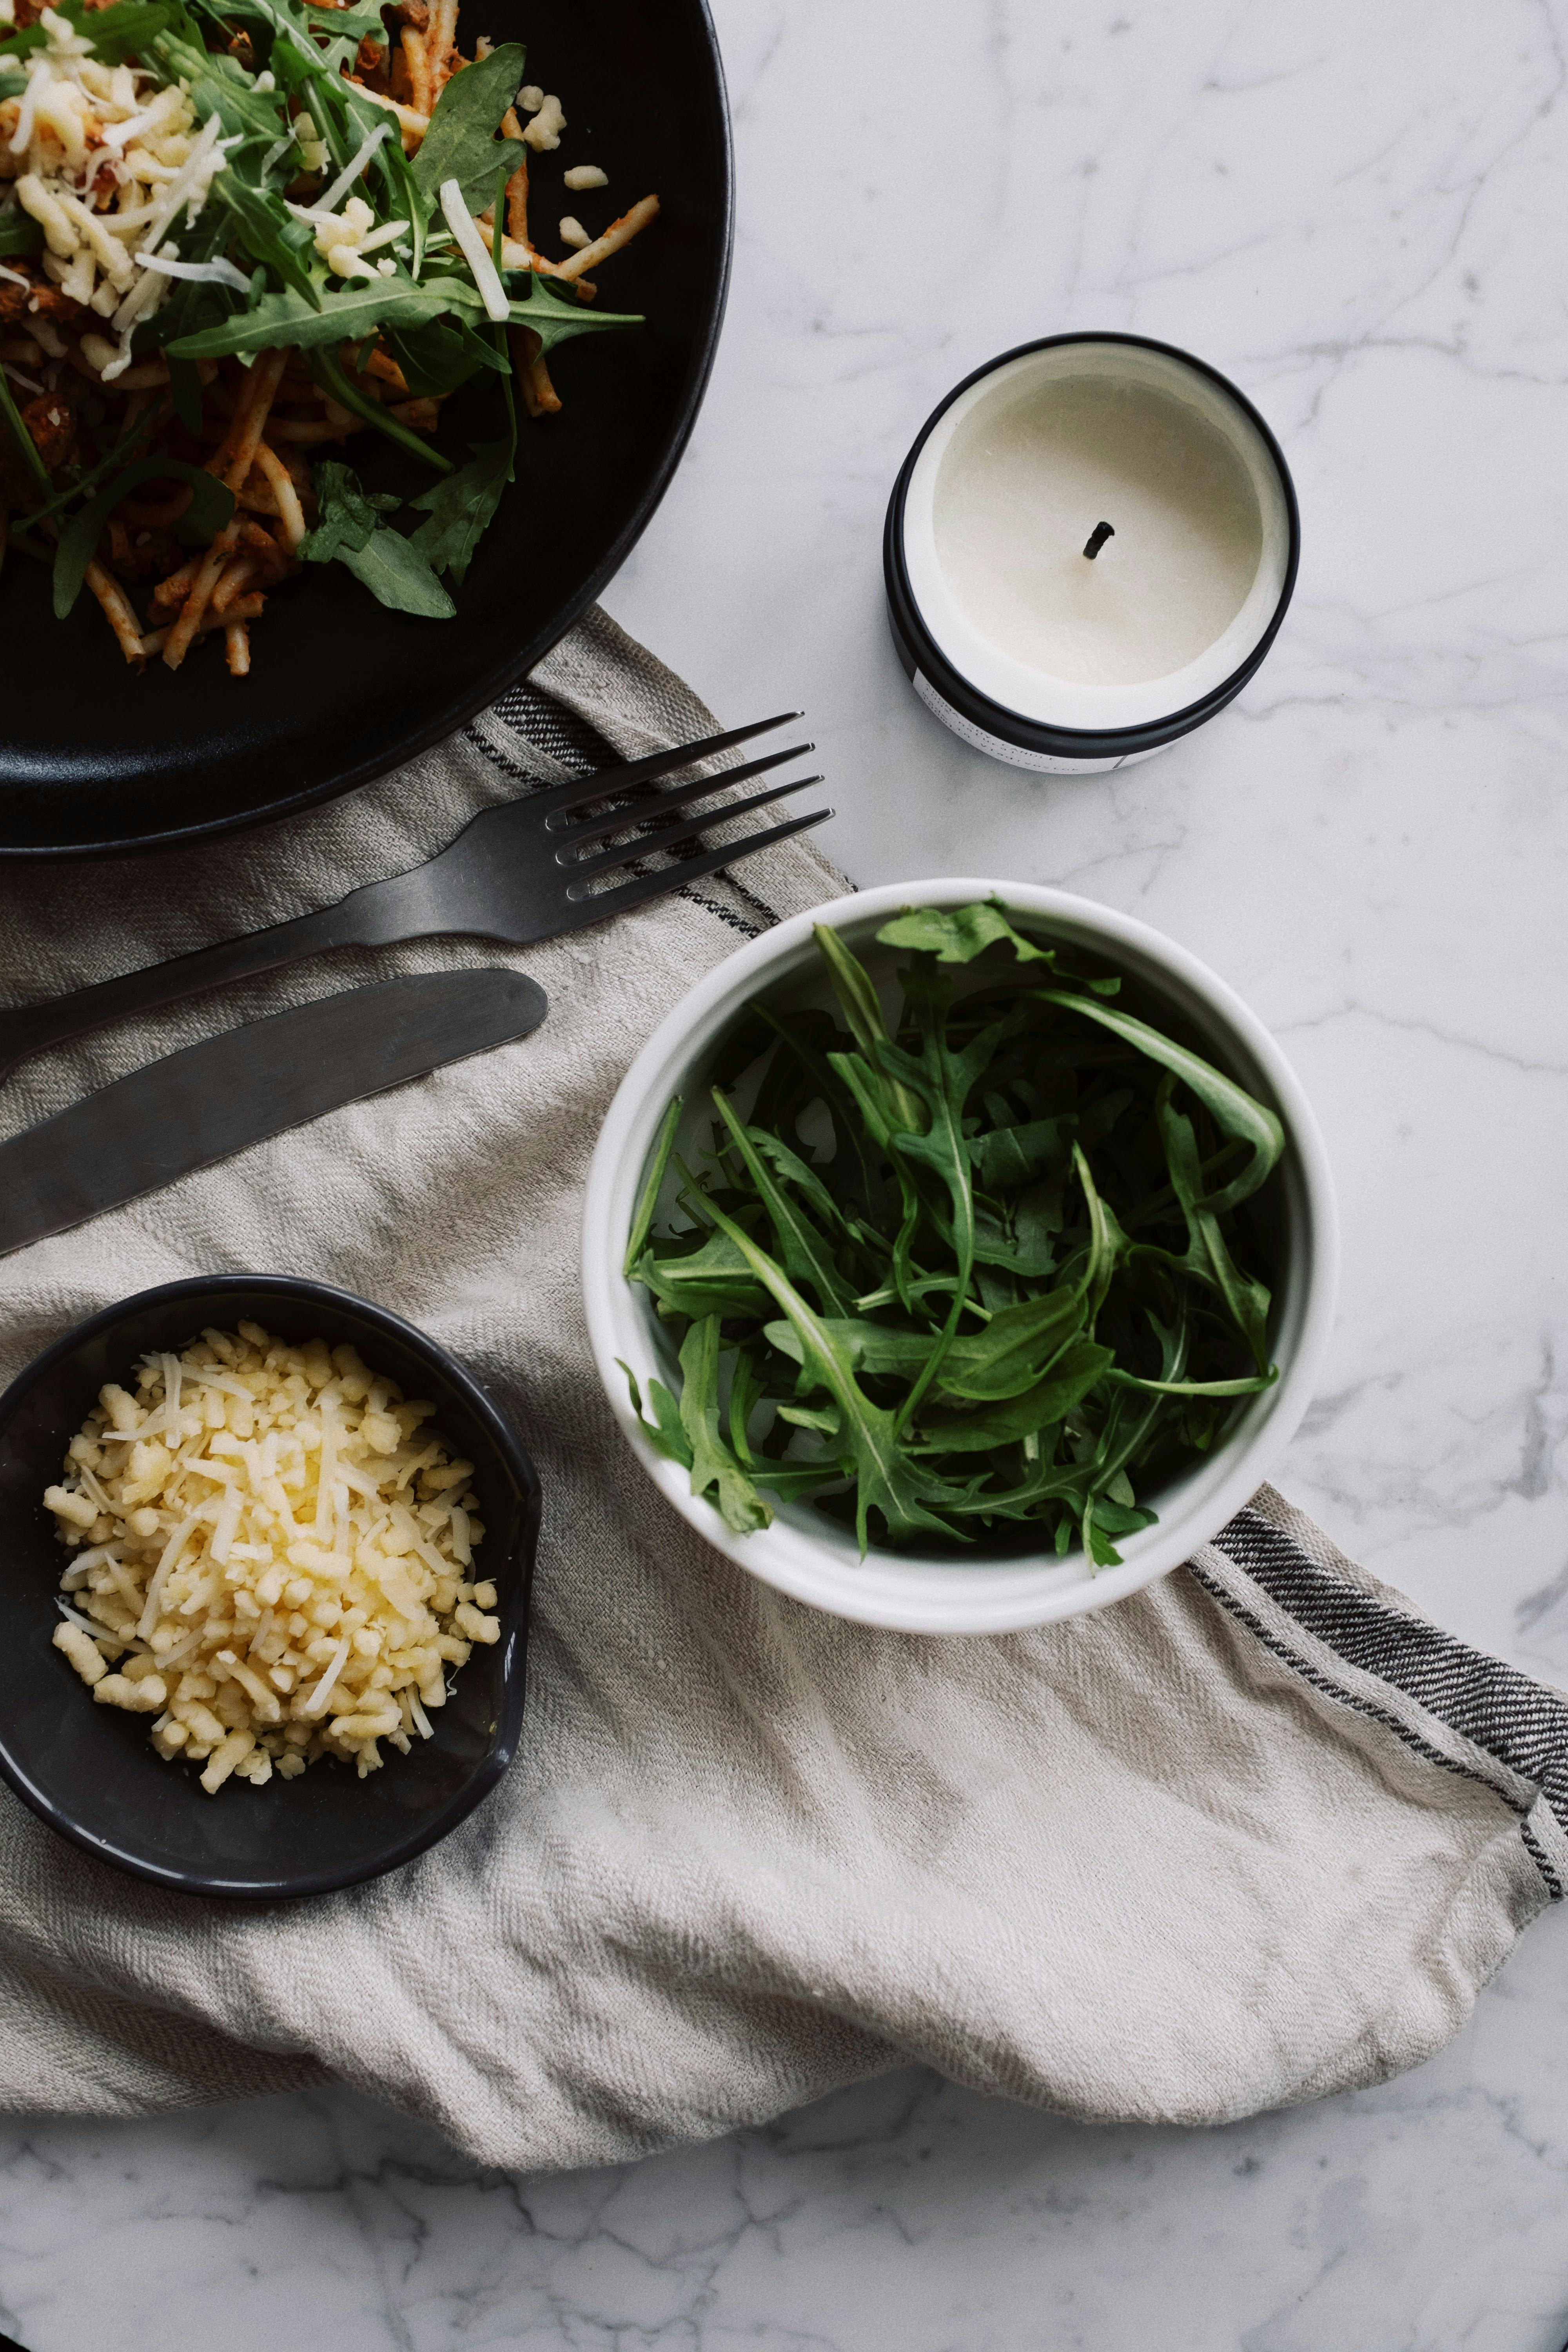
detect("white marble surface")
[7,0,1568,2343]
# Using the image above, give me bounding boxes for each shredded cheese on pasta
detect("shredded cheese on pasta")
[0,9,232,374]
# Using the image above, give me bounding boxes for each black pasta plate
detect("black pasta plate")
[0,0,731,859]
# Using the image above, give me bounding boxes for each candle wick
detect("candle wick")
[1082,521,1115,561]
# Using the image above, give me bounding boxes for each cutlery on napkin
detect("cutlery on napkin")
[0,970,548,1256]
[0,715,826,1088]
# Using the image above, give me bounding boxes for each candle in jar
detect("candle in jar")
[886,336,1298,773]
[934,374,1266,686]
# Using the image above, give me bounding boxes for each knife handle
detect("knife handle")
[0,873,411,1086]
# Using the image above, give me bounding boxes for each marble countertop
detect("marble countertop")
[7,0,1568,2343]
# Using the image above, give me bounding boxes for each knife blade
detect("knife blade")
[0,967,548,1258]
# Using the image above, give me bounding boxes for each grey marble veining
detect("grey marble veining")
[8,1910,1568,2352]
[5,0,1568,2343]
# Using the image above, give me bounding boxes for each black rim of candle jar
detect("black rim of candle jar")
[883,332,1301,764]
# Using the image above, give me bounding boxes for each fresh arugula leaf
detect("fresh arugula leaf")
[968,1114,1074,1192]
[209,173,320,305]
[711,1088,853,1316]
[933,1285,1085,1403]
[877,898,1058,967]
[777,1400,842,1438]
[914,1340,1115,1452]
[971,1186,1061,1282]
[0,358,49,497]
[746,1127,855,1243]
[1105,1364,1277,1398]
[385,315,505,398]
[306,341,452,472]
[0,209,42,255]
[764,1316,928,1383]
[728,1347,765,1468]
[297,457,396,559]
[299,459,454,618]
[52,458,233,617]
[333,525,457,619]
[303,0,390,39]
[634,1228,771,1324]
[675,1317,773,1535]
[619,1360,692,1471]
[1027,987,1285,1217]
[150,27,285,134]
[409,41,528,209]
[623,1096,682,1281]
[1154,1079,1272,1371]
[167,272,468,358]
[4,0,185,63]
[408,436,510,583]
[190,0,328,70]
[814,922,919,1129]
[502,270,646,358]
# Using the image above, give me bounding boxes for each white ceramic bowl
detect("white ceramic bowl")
[583,880,1337,1635]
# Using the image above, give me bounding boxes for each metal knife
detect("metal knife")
[0,967,548,1258]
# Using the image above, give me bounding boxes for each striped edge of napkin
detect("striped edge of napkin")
[1198,1485,1568,1900]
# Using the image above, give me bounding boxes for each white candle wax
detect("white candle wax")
[934,377,1264,687]
[898,339,1293,744]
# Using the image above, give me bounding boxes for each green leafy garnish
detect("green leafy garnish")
[876,900,1058,967]
[167,273,465,359]
[622,902,1284,1563]
[0,210,43,256]
[306,341,452,472]
[409,41,528,209]
[2,0,186,63]
[299,459,455,617]
[0,360,49,498]
[209,174,321,307]
[167,267,640,364]
[501,270,648,359]
[408,437,510,583]
[385,316,507,397]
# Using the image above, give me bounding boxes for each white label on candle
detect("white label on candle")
[933,376,1263,689]
[911,670,1162,774]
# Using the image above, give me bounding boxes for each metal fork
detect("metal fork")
[0,714,829,1087]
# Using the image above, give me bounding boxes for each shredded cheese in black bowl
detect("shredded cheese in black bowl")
[0,1271,539,1897]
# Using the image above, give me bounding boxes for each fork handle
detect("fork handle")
[0,882,396,1086]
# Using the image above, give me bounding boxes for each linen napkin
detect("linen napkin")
[0,609,1564,2169]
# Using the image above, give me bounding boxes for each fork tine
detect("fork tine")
[546,742,815,842]
[558,773,824,878]
[557,808,834,930]
[523,712,803,820]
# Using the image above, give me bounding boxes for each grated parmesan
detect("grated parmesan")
[45,1325,499,1795]
[439,175,508,320]
[521,91,565,152]
[0,14,236,376]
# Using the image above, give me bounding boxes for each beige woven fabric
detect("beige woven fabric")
[0,609,1563,2168]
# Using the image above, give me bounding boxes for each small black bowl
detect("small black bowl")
[0,1275,539,1901]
